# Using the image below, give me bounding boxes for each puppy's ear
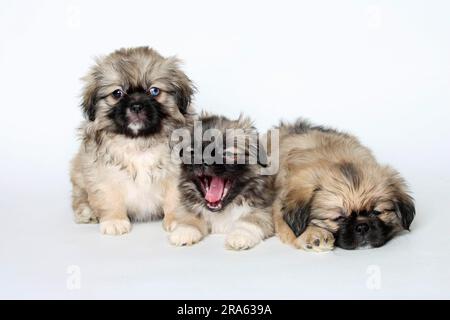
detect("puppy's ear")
[385,166,416,230]
[167,57,196,115]
[394,195,416,230]
[282,198,312,237]
[174,82,194,115]
[81,73,98,121]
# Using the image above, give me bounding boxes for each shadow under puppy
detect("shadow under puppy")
[273,119,415,251]
[165,114,275,250]
[71,47,195,235]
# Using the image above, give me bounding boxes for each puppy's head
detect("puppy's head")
[308,163,415,249]
[179,114,271,212]
[81,47,194,138]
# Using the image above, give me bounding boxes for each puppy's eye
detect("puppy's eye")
[372,210,382,216]
[112,89,124,99]
[148,87,160,97]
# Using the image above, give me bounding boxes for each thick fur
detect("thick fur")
[165,114,275,250]
[70,47,195,235]
[273,119,415,251]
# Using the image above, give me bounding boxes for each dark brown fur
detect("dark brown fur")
[165,114,275,250]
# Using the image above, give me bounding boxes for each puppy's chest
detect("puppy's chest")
[111,144,174,219]
[204,204,253,234]
[118,145,173,181]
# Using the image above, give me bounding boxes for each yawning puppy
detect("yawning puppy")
[165,114,275,250]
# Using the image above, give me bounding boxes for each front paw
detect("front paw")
[163,215,177,232]
[100,219,131,235]
[225,228,261,251]
[294,226,334,252]
[169,225,203,246]
[74,206,99,224]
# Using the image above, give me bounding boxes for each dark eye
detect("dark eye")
[372,210,382,216]
[149,87,160,97]
[112,89,124,99]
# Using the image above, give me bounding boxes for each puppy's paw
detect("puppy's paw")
[169,225,203,246]
[276,225,297,245]
[74,206,98,224]
[163,216,177,232]
[100,219,131,235]
[294,226,334,252]
[225,228,261,251]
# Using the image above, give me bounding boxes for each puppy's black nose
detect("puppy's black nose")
[355,223,370,234]
[130,104,143,113]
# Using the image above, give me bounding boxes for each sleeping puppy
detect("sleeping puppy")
[164,114,275,250]
[273,119,415,251]
[70,47,195,235]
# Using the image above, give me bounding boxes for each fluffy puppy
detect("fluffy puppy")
[165,114,275,250]
[273,119,415,251]
[70,47,195,235]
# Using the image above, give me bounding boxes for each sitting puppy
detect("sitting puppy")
[70,47,195,235]
[165,114,275,250]
[273,119,415,251]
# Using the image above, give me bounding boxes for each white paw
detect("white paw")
[169,225,203,246]
[225,228,261,251]
[74,206,98,224]
[294,226,335,252]
[100,219,131,235]
[163,218,177,232]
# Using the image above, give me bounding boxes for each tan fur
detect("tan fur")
[294,226,335,252]
[273,199,297,244]
[70,47,195,235]
[274,120,414,251]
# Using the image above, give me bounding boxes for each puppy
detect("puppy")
[165,114,275,250]
[70,47,195,235]
[273,119,415,251]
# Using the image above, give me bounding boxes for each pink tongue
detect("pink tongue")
[205,177,225,203]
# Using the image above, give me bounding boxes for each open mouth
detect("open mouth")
[197,175,233,211]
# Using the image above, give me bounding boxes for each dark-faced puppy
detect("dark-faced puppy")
[106,85,169,137]
[165,114,275,250]
[273,119,415,251]
[71,46,195,235]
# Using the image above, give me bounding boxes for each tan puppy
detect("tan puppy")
[273,119,415,251]
[70,47,195,235]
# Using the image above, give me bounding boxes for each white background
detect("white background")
[1,0,449,299]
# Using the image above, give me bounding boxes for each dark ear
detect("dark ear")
[395,196,416,230]
[384,166,416,230]
[282,199,312,237]
[173,79,194,115]
[81,76,98,121]
[167,57,195,115]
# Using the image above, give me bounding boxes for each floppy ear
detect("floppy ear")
[81,74,98,121]
[282,198,312,237]
[174,82,194,115]
[167,57,195,115]
[385,166,416,230]
[394,195,416,230]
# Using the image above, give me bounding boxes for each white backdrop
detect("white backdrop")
[0,0,449,299]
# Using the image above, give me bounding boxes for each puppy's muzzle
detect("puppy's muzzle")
[355,222,370,235]
[130,104,144,113]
